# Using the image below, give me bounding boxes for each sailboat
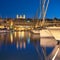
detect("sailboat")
[31,0,60,41]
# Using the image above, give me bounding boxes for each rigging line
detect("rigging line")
[42,47,47,60]
[41,0,50,26]
[43,0,46,10]
[52,47,60,60]
[48,45,59,60]
[40,0,46,18]
[35,47,43,60]
[39,0,42,18]
[43,0,46,19]
[43,0,50,19]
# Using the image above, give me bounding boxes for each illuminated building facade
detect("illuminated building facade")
[0,17,60,31]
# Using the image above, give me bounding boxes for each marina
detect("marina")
[0,0,60,60]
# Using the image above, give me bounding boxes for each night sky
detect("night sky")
[0,0,60,18]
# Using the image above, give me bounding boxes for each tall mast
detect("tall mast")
[41,0,45,26]
[41,0,50,26]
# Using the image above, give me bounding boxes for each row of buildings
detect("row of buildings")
[0,16,60,30]
[0,18,35,30]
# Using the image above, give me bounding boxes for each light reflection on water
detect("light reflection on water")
[0,31,54,60]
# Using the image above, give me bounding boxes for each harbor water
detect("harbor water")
[0,31,59,60]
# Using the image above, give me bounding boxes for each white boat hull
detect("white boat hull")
[31,27,60,47]
[40,29,57,47]
[46,27,60,40]
[40,27,60,47]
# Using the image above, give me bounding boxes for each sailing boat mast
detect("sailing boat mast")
[41,0,50,27]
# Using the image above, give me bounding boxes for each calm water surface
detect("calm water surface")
[0,31,54,60]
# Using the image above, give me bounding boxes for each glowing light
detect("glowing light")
[14,28,16,30]
[29,32,31,37]
[18,28,21,30]
[20,42,22,49]
[10,33,13,43]
[11,21,13,26]
[0,26,4,28]
[27,38,30,44]
[23,42,26,48]
[21,31,24,38]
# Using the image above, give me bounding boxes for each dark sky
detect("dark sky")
[0,0,60,18]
